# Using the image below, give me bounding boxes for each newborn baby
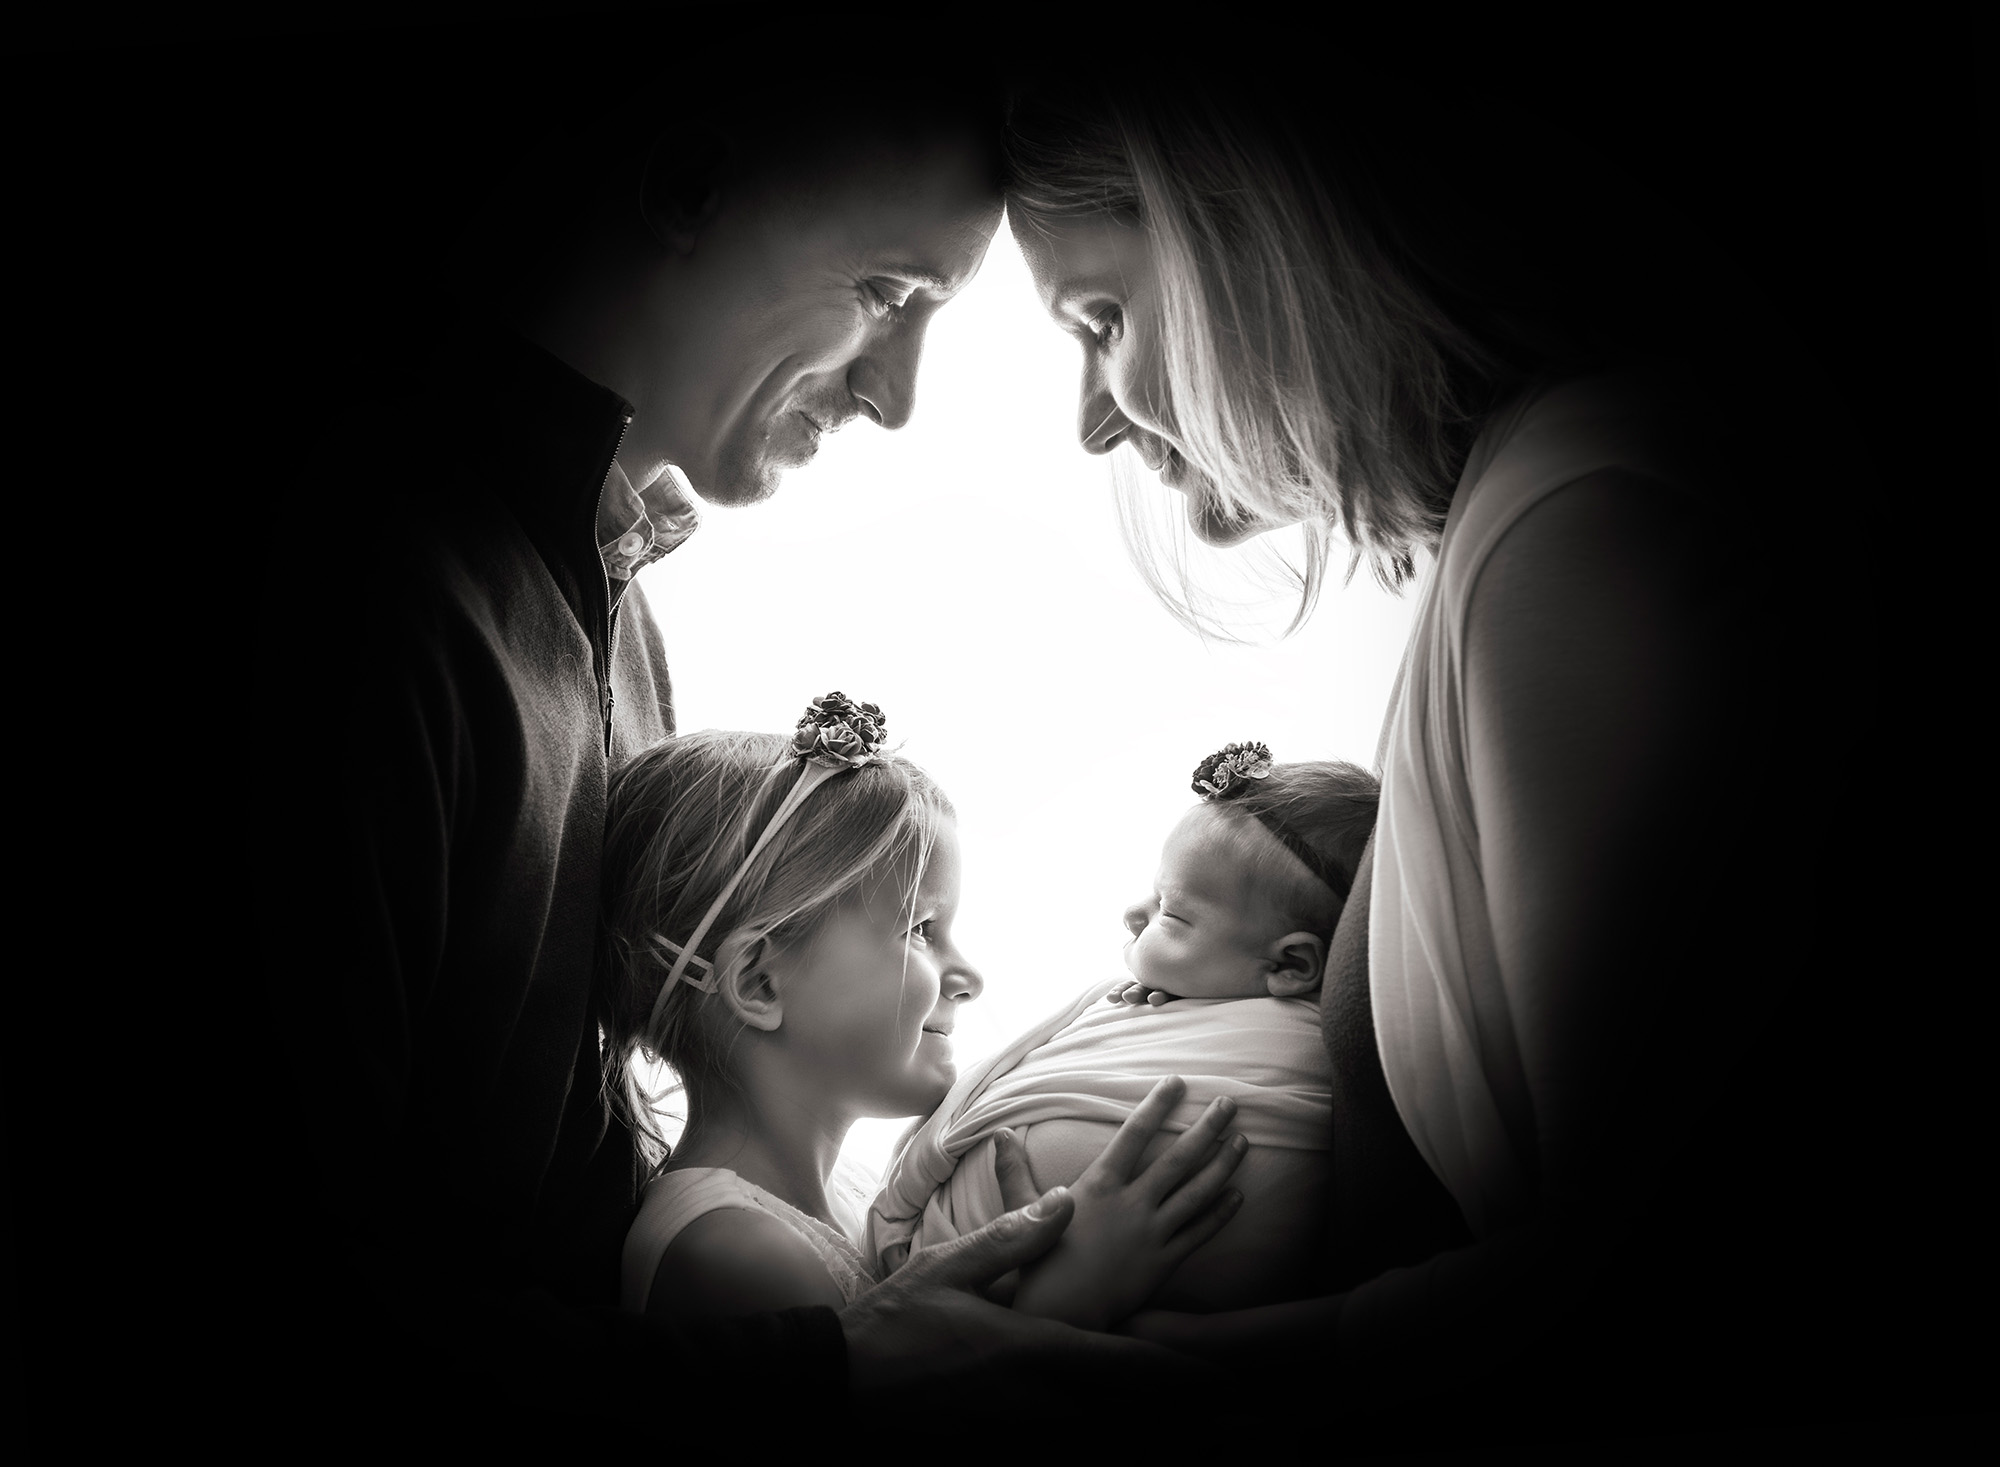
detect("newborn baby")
[866,745,1376,1312]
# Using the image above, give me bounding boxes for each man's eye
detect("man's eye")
[864,281,912,319]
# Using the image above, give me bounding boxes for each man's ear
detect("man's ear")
[1264,931,1326,998]
[639,128,728,256]
[718,936,784,1033]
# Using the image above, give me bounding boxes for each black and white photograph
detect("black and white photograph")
[7,5,1992,1456]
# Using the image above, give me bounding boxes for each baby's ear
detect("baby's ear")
[1264,931,1326,998]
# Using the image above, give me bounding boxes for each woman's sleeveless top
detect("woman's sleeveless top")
[620,1165,879,1314]
[1369,373,1702,1240]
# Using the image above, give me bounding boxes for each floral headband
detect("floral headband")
[1191,741,1352,901]
[650,693,889,1011]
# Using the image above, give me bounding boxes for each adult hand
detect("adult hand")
[1009,1076,1247,1332]
[1106,981,1174,1006]
[840,1183,1201,1405]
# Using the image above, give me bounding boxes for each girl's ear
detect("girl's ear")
[718,936,784,1033]
[1264,931,1326,998]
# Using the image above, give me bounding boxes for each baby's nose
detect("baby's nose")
[1122,901,1150,938]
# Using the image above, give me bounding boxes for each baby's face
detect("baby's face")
[1121,806,1291,1000]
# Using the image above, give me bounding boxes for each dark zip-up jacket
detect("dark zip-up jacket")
[271,321,845,1427]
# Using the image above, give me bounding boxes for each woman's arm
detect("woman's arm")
[1118,1210,1592,1403]
[1465,466,1730,1204]
[646,1210,847,1320]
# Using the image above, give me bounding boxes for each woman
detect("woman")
[1001,66,1865,1437]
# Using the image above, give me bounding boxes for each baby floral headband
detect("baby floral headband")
[1191,741,1352,900]
[650,693,888,1011]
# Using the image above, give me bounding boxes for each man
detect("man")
[270,44,1187,1435]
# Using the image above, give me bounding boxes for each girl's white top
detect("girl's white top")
[621,1160,881,1313]
[1370,371,1702,1240]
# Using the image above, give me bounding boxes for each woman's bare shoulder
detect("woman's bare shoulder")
[645,1205,846,1319]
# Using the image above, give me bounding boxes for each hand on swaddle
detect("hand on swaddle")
[843,1181,1211,1402]
[974,1127,1038,1307]
[1011,1077,1249,1332]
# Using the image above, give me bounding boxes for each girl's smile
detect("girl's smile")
[764,818,982,1120]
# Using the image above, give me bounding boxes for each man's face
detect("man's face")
[631,131,1003,506]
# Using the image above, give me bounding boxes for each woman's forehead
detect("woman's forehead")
[1016,212,1150,313]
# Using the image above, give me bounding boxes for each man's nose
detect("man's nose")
[850,321,925,431]
[1122,901,1150,938]
[1079,370,1128,456]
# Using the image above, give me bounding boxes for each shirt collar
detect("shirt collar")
[597,459,701,582]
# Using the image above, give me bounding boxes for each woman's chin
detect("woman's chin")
[1187,496,1275,548]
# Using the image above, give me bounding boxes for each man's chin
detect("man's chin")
[695,455,784,508]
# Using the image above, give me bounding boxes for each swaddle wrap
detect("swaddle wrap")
[865,979,1332,1276]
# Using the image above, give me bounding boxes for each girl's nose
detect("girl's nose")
[1123,900,1151,938]
[944,957,984,1002]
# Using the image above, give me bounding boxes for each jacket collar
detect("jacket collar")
[424,315,635,640]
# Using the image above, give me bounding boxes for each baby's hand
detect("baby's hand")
[1108,981,1174,1007]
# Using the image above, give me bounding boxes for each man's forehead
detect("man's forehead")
[762,133,1000,279]
[763,120,998,208]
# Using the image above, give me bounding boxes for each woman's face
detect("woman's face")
[1016,211,1289,548]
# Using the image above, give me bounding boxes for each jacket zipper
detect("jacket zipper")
[594,412,632,759]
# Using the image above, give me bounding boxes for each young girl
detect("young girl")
[598,693,1247,1326]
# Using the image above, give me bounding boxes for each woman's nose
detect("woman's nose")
[1123,901,1151,938]
[1078,373,1128,456]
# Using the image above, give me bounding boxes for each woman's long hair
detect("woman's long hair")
[1003,68,1754,633]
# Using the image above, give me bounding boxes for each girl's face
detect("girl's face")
[767,817,983,1119]
[1016,211,1291,548]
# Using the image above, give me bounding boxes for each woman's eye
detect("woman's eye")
[1085,305,1124,346]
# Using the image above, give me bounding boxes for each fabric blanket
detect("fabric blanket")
[864,979,1332,1276]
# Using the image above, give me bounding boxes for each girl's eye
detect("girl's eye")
[907,918,935,943]
[1085,305,1124,346]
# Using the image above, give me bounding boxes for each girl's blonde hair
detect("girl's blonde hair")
[1003,78,1544,629]
[599,730,954,1166]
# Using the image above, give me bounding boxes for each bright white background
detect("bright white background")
[632,218,1418,1177]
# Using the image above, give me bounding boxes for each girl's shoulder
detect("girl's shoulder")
[625,1166,848,1318]
[649,1199,850,1318]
